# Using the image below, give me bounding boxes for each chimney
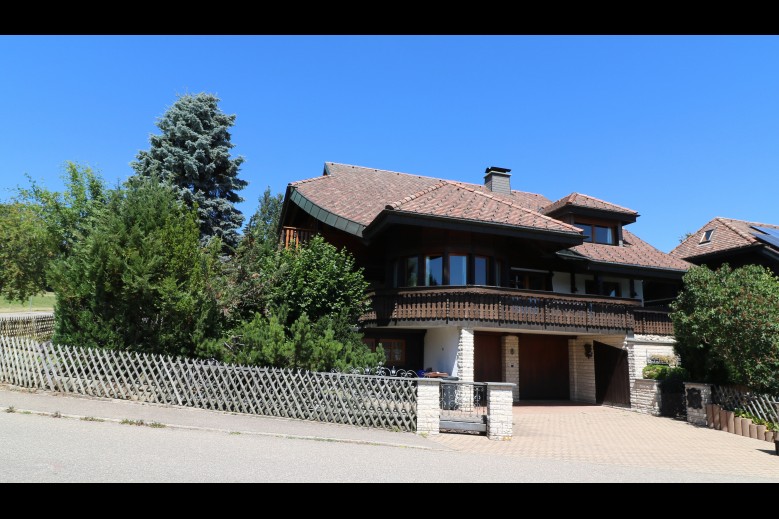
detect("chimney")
[484,166,512,195]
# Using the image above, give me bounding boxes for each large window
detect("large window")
[574,221,616,245]
[511,268,548,291]
[394,256,419,287]
[449,254,468,285]
[474,256,488,286]
[585,279,622,297]
[363,338,406,365]
[425,255,443,286]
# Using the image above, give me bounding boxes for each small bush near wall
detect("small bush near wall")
[642,365,689,381]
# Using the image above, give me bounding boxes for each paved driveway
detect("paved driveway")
[428,402,779,480]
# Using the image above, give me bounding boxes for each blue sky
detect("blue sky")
[1,35,777,253]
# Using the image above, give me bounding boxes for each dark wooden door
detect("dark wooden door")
[594,341,630,406]
[518,335,570,400]
[474,333,502,382]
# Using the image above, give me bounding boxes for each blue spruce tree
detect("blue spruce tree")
[131,93,247,250]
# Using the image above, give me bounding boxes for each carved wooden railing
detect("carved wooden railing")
[362,287,674,335]
[632,308,675,336]
[281,226,315,248]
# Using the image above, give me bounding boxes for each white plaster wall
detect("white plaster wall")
[423,327,461,376]
[551,271,571,294]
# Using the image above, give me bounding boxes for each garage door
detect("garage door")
[518,334,570,400]
[474,332,502,382]
[594,341,630,406]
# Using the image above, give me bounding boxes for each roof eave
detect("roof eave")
[545,206,638,225]
[364,209,584,245]
[286,187,367,238]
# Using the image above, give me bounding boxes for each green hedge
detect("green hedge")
[643,364,689,381]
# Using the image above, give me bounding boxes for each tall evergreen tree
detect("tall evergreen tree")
[131,93,247,250]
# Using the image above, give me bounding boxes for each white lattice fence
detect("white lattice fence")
[0,336,417,432]
[713,385,778,424]
[0,314,55,342]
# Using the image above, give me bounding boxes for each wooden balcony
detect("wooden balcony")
[281,226,315,248]
[633,308,675,336]
[361,287,674,336]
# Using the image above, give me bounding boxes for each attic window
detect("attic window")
[700,229,714,244]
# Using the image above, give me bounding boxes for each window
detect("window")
[700,229,714,244]
[449,254,467,285]
[364,338,406,365]
[585,280,622,297]
[574,221,616,245]
[474,256,488,286]
[425,255,443,286]
[511,268,548,291]
[394,256,419,287]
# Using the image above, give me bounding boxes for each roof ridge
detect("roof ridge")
[714,217,757,243]
[387,181,450,209]
[571,192,637,214]
[449,181,582,233]
[325,161,548,201]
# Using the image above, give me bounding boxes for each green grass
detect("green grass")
[0,292,55,313]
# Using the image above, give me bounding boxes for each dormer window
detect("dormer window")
[574,221,616,245]
[700,229,714,244]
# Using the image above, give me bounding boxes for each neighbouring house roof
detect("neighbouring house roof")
[563,229,693,273]
[669,217,779,261]
[289,162,577,237]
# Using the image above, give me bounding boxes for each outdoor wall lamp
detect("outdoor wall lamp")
[584,343,593,359]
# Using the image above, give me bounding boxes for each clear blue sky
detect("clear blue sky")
[1,35,777,253]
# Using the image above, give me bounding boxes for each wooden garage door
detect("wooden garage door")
[594,341,630,406]
[474,332,502,382]
[518,335,569,400]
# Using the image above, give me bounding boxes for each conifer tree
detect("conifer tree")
[131,93,247,250]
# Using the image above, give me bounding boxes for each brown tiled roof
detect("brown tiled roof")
[542,192,638,216]
[290,162,570,232]
[569,229,692,271]
[669,217,779,260]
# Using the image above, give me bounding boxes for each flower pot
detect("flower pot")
[706,404,715,428]
[741,418,753,437]
[749,423,758,439]
[734,417,743,436]
[756,424,766,440]
[764,430,774,442]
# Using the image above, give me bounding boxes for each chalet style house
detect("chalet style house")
[670,217,779,275]
[280,163,692,406]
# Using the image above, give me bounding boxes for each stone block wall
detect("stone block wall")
[486,383,514,440]
[684,382,712,426]
[416,378,441,435]
[631,379,662,416]
[456,328,474,382]
[501,335,519,402]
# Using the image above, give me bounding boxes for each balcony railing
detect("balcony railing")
[633,308,675,336]
[281,226,315,248]
[361,286,674,336]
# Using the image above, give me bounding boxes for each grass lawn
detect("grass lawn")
[0,292,55,313]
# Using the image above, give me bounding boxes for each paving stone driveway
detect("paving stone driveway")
[428,402,779,479]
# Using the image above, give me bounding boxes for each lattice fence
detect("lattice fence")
[712,385,778,424]
[0,314,55,342]
[0,336,418,432]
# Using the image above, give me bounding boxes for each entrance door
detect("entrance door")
[474,332,502,382]
[594,341,630,406]
[518,335,570,400]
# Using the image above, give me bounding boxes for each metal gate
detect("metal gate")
[439,380,488,433]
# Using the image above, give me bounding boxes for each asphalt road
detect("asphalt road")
[2,412,776,483]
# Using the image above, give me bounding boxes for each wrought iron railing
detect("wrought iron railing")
[439,380,488,433]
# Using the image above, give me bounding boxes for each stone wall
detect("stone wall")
[684,382,712,426]
[486,383,514,440]
[456,328,474,382]
[568,336,596,403]
[631,379,662,416]
[416,378,441,435]
[501,335,520,402]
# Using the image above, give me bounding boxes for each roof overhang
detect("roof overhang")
[364,209,584,246]
[557,249,688,279]
[545,206,638,225]
[281,186,367,237]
